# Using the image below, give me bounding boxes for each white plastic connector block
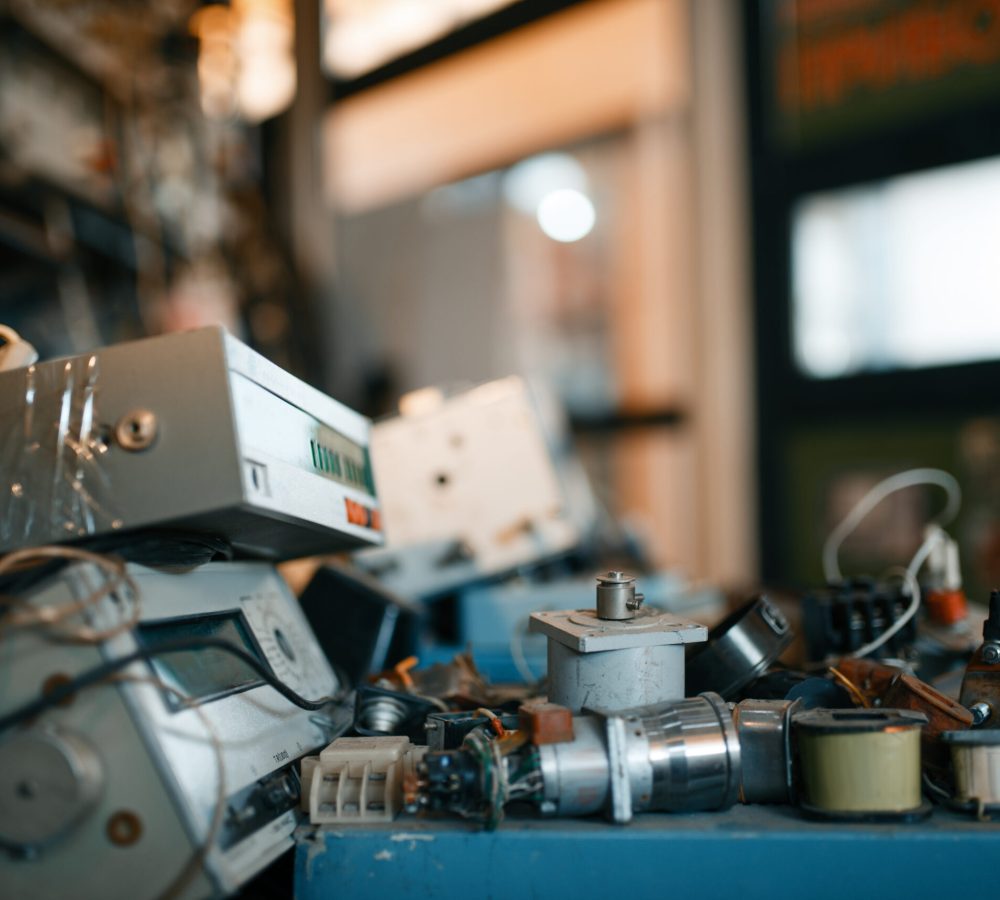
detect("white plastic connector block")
[300,756,319,812]
[301,736,426,824]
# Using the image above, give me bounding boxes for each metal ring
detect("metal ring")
[685,595,792,700]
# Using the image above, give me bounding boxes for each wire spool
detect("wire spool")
[941,730,1000,813]
[794,708,930,822]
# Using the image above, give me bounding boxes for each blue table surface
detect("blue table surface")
[294,803,1000,900]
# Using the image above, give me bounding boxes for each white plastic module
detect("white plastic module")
[364,377,579,583]
[303,736,425,824]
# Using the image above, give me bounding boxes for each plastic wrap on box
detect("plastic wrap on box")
[1,356,122,551]
[1,326,382,561]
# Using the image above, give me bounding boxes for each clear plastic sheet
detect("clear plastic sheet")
[1,355,122,552]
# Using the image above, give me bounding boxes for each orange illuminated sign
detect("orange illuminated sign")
[772,0,1000,148]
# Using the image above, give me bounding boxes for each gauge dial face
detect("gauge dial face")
[242,594,334,697]
[0,730,103,849]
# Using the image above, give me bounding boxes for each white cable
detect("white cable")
[848,524,944,659]
[822,468,961,584]
[846,562,919,660]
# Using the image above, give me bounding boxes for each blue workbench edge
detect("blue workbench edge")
[294,804,1000,900]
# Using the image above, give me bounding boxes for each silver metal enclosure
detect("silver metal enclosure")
[0,326,381,559]
[0,561,351,899]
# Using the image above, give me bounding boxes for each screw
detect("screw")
[983,643,1000,665]
[626,592,645,612]
[114,409,158,452]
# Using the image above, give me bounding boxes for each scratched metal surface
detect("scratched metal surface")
[294,804,1000,900]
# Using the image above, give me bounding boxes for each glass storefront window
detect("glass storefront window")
[793,154,1000,378]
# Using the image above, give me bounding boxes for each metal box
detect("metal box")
[0,561,351,898]
[0,326,381,559]
[360,377,579,585]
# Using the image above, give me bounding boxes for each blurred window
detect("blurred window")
[792,154,1000,378]
[333,140,620,418]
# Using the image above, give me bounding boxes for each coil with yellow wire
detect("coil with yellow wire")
[794,708,930,822]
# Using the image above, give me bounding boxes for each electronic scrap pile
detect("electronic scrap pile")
[300,467,1000,831]
[1,328,997,900]
[0,328,382,899]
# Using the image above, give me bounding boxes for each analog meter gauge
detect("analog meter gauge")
[242,592,335,698]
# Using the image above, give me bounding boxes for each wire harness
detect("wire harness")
[820,467,962,659]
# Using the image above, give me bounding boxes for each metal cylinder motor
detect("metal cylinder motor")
[530,572,707,714]
[545,639,687,716]
[535,716,612,817]
[640,693,742,812]
[595,571,643,620]
[537,693,741,822]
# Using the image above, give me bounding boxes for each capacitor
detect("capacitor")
[793,708,930,822]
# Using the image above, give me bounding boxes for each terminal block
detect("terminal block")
[301,736,425,825]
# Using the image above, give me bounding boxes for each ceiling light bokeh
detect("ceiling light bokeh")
[191,0,296,124]
[502,152,588,216]
[536,188,596,243]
